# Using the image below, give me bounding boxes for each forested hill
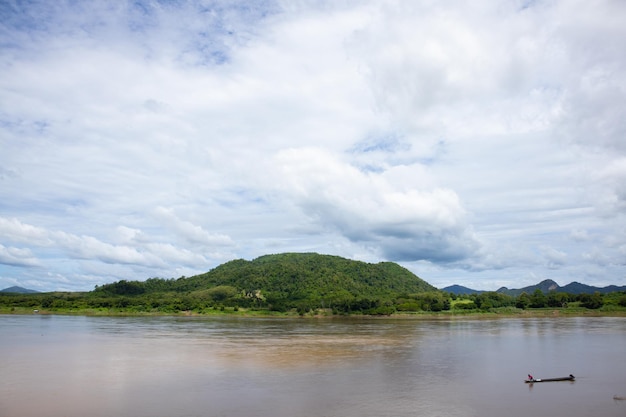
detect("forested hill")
[95,253,437,309]
[181,252,436,297]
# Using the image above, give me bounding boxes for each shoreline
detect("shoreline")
[2,306,626,319]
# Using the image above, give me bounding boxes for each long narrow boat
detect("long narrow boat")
[525,374,575,383]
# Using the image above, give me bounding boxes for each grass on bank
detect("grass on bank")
[2,304,626,318]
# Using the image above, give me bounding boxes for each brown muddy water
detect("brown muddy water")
[1,315,625,417]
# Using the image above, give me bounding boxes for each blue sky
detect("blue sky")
[1,0,625,292]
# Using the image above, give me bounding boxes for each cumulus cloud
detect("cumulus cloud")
[154,207,234,246]
[0,217,53,246]
[1,0,625,290]
[0,216,212,274]
[53,232,162,267]
[348,2,564,136]
[582,247,612,267]
[594,158,626,213]
[541,245,568,269]
[0,244,41,267]
[275,148,479,263]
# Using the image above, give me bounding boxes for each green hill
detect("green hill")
[94,253,438,313]
[181,252,436,298]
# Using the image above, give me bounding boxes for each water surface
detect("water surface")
[1,315,625,417]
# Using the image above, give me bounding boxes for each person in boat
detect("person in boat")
[528,374,534,381]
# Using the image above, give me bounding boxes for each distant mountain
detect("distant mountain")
[441,284,483,295]
[442,279,626,296]
[0,286,39,294]
[559,281,626,295]
[497,279,560,297]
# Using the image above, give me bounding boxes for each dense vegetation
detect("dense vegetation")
[453,289,626,311]
[1,253,626,316]
[1,253,435,315]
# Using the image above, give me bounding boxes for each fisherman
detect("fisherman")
[528,374,534,381]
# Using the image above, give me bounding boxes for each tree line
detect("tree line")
[2,253,625,315]
[1,287,625,315]
[453,289,626,310]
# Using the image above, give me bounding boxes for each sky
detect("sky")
[1,0,625,292]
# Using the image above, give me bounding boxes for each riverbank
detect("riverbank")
[3,305,626,318]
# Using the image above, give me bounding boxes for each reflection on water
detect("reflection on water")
[1,316,625,417]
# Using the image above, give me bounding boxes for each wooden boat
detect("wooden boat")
[525,374,575,383]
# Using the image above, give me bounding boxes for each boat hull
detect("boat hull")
[525,375,575,383]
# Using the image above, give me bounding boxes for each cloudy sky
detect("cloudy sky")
[1,0,625,292]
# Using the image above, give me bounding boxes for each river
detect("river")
[1,315,625,417]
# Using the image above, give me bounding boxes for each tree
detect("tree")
[547,292,569,307]
[474,292,514,310]
[412,292,450,311]
[516,292,531,309]
[579,292,603,309]
[206,285,238,302]
[529,289,547,308]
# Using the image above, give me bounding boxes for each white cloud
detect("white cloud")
[274,148,479,263]
[53,232,162,267]
[154,207,234,246]
[582,247,612,267]
[1,0,626,291]
[0,217,53,246]
[569,229,589,242]
[0,244,41,267]
[0,217,215,283]
[594,157,626,214]
[142,242,209,267]
[541,245,568,269]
